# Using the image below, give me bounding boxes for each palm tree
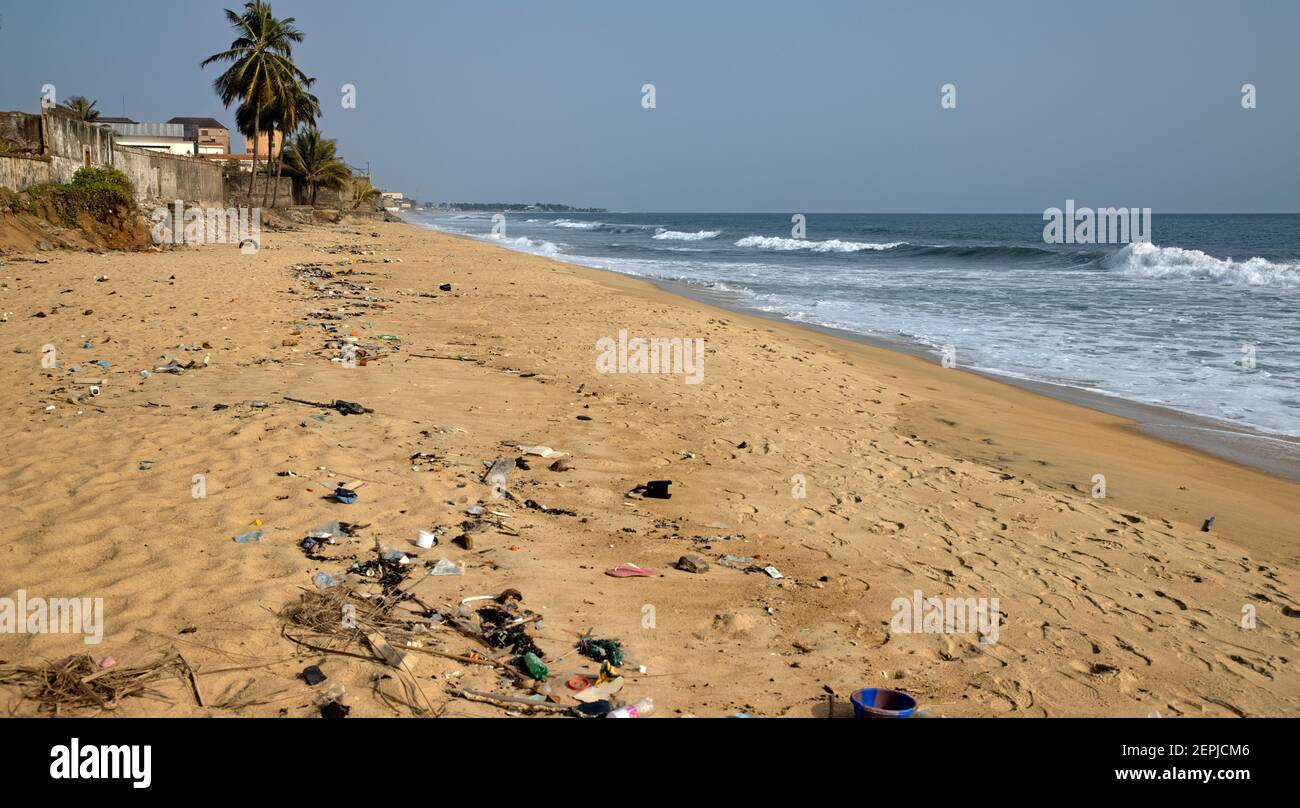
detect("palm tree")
[201,2,309,196]
[62,96,100,122]
[238,80,320,207]
[348,177,382,212]
[267,80,321,207]
[281,128,350,206]
[234,100,271,196]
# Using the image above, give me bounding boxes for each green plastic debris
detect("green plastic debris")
[577,636,624,667]
[522,651,548,681]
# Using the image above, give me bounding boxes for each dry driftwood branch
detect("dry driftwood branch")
[448,687,573,715]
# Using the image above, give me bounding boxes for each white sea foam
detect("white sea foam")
[1104,242,1300,289]
[490,234,561,257]
[735,235,905,252]
[653,228,721,241]
[550,219,602,229]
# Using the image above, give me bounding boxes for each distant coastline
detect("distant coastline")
[434,203,606,213]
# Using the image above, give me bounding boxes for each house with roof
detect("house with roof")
[107,122,194,155]
[166,116,230,154]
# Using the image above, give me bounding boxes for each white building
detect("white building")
[108,123,195,156]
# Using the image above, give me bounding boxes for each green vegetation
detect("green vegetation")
[24,166,135,225]
[349,177,382,212]
[202,1,312,198]
[202,2,375,209]
[281,128,349,205]
[61,96,101,122]
[235,78,321,207]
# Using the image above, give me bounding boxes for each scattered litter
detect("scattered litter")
[350,552,414,590]
[482,458,513,489]
[628,480,672,499]
[307,520,347,539]
[523,499,576,516]
[409,451,446,471]
[605,563,656,578]
[312,572,342,589]
[850,687,917,718]
[516,445,568,459]
[320,699,349,719]
[762,565,784,579]
[416,529,439,549]
[429,558,463,576]
[366,631,417,672]
[522,652,548,681]
[233,530,263,544]
[566,676,590,692]
[153,358,201,375]
[574,676,623,704]
[284,396,373,415]
[1202,515,1216,532]
[301,666,327,686]
[609,697,654,718]
[575,700,612,717]
[577,635,625,667]
[332,485,359,504]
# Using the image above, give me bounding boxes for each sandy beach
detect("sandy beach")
[0,219,1297,718]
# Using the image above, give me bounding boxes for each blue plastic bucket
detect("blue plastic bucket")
[850,688,917,718]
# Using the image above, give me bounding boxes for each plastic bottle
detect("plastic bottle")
[609,698,654,718]
[523,652,548,681]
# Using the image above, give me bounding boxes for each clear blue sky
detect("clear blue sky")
[1,0,1296,211]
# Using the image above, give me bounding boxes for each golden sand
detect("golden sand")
[0,220,1296,717]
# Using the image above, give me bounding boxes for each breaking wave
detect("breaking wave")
[1103,242,1300,288]
[653,228,721,241]
[735,235,906,252]
[490,234,561,257]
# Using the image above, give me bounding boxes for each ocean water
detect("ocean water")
[410,211,1300,439]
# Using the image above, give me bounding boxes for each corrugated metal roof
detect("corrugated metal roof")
[110,122,186,138]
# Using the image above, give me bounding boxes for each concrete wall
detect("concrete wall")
[114,145,224,207]
[0,153,53,193]
[225,173,293,206]
[310,176,378,210]
[0,111,43,153]
[1,109,380,213]
[0,109,223,207]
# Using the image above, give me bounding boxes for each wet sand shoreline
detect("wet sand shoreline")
[623,276,1300,485]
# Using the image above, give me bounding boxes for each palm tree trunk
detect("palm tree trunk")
[247,119,260,197]
[311,182,319,207]
[261,125,275,207]
[272,141,285,209]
